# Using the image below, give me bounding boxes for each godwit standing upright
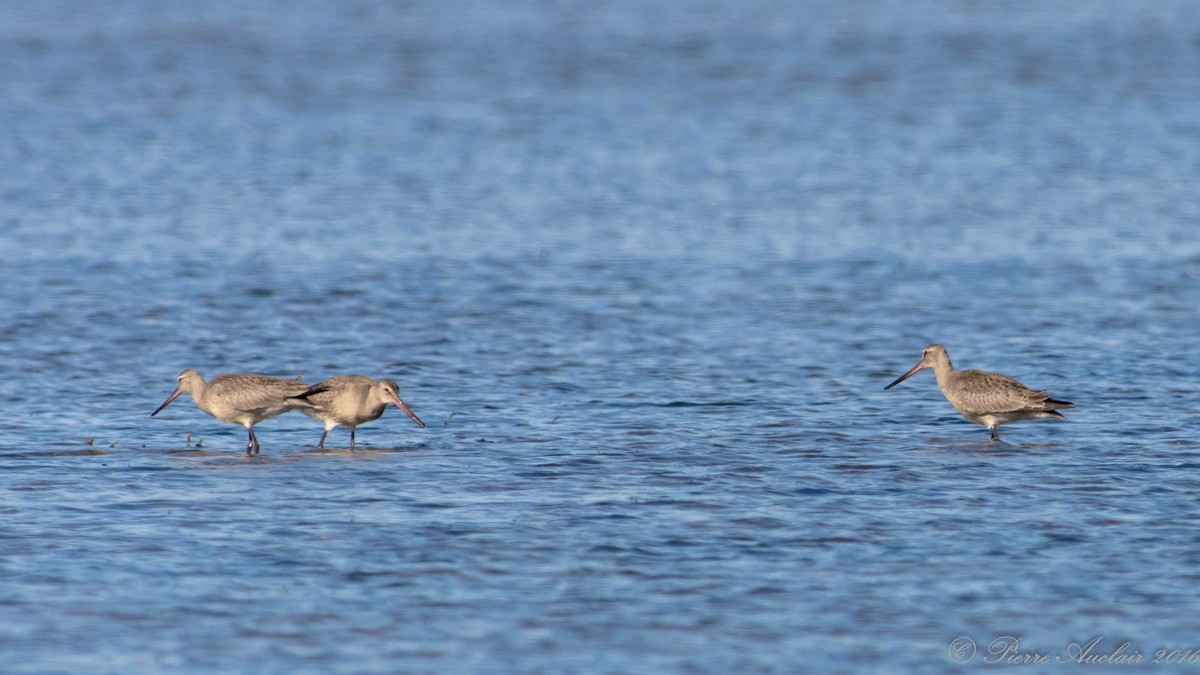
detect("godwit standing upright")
[884,344,1073,441]
[292,375,426,449]
[151,369,313,455]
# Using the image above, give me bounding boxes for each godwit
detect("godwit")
[292,375,426,449]
[151,369,312,455]
[884,344,1073,441]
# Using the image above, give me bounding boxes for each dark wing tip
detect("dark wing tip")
[295,384,331,401]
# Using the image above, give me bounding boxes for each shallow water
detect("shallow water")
[3,1,1200,672]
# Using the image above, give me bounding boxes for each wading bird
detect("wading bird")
[151,369,312,455]
[884,344,1073,441]
[292,375,426,449]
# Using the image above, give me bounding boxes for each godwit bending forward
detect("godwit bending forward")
[292,375,426,449]
[151,369,312,455]
[884,344,1073,441]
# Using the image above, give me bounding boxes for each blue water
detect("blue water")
[3,1,1200,672]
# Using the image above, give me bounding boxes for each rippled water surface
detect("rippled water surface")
[4,1,1200,672]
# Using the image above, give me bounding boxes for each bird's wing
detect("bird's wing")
[951,370,1054,415]
[295,375,372,407]
[209,374,310,414]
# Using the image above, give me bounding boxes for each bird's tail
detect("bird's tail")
[288,384,330,409]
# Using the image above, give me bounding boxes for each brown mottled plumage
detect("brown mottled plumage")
[293,375,426,450]
[885,344,1073,441]
[151,369,312,455]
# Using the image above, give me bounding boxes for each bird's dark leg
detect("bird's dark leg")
[246,426,255,455]
[989,427,1000,442]
[248,426,261,455]
[317,430,327,449]
[349,428,356,450]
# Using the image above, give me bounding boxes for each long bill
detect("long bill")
[390,396,427,428]
[151,388,183,416]
[884,362,925,390]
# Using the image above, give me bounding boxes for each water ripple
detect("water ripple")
[3,1,1200,672]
